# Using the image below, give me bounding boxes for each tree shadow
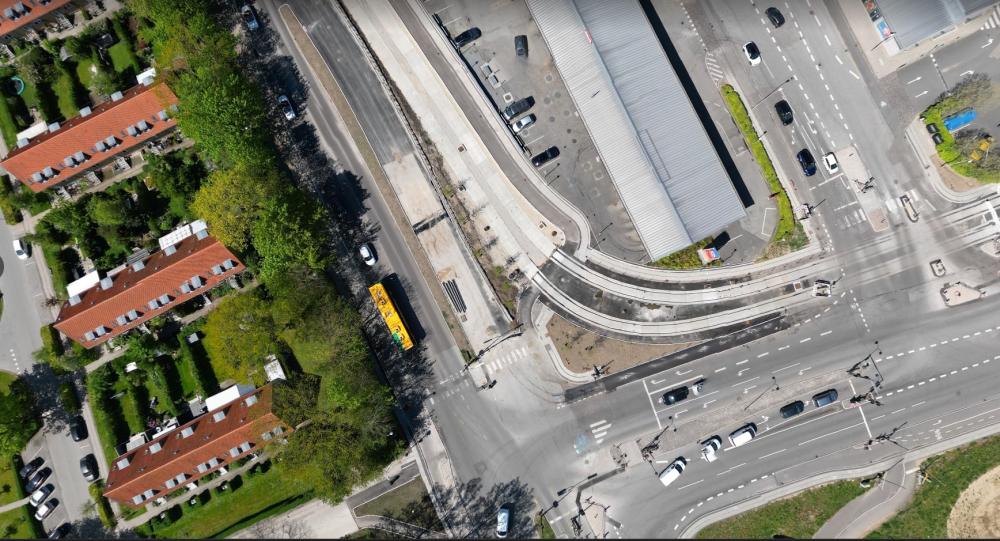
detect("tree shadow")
[15,363,76,434]
[66,516,141,539]
[431,477,536,539]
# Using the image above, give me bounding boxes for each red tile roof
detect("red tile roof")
[0,0,74,38]
[53,232,244,348]
[1,83,179,192]
[104,384,289,507]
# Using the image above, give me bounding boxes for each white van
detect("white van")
[659,457,687,487]
[729,423,757,447]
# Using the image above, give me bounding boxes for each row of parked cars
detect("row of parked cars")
[658,387,840,487]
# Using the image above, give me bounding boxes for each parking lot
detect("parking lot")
[424,0,650,262]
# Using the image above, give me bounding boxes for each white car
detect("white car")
[658,457,687,486]
[511,113,536,134]
[359,243,377,266]
[729,423,757,448]
[277,95,296,121]
[701,436,722,462]
[823,152,839,174]
[743,42,761,66]
[812,279,832,297]
[34,499,57,521]
[12,238,28,260]
[496,507,510,538]
[29,484,53,507]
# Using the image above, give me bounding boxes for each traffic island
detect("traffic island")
[941,282,985,306]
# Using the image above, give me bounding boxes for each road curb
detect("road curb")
[904,119,996,204]
[531,301,593,384]
[680,420,1000,538]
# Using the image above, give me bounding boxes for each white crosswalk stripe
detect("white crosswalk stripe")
[981,5,1000,30]
[590,420,612,444]
[705,53,724,83]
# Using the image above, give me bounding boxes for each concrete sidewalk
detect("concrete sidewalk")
[814,460,917,538]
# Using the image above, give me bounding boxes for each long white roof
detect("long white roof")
[527,0,746,259]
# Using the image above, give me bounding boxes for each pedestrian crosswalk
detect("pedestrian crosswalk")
[981,4,1000,30]
[482,346,528,373]
[705,52,724,84]
[590,419,612,445]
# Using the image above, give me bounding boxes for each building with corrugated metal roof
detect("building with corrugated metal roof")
[526,0,746,261]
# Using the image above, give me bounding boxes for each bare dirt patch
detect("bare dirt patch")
[947,463,1000,538]
[546,313,693,376]
[933,155,982,193]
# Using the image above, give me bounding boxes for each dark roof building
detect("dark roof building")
[103,384,289,507]
[0,81,178,192]
[53,220,244,348]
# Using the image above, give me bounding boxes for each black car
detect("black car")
[80,454,98,483]
[797,149,817,176]
[503,96,535,121]
[452,27,482,48]
[780,400,805,418]
[813,389,839,408]
[27,467,51,492]
[774,100,793,125]
[69,416,88,442]
[766,7,785,27]
[660,385,690,405]
[531,146,560,167]
[48,523,70,539]
[515,35,528,57]
[19,456,43,479]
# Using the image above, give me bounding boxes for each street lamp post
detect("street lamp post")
[870,31,896,52]
[752,76,795,110]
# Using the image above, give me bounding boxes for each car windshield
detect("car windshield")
[747,43,759,56]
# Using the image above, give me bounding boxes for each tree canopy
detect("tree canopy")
[0,377,41,456]
[191,165,283,251]
[201,291,279,383]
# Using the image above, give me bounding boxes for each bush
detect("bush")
[89,481,117,529]
[58,382,81,414]
[0,175,21,224]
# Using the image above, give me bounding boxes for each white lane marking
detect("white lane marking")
[758,352,770,358]
[906,76,922,84]
[773,362,801,374]
[820,330,833,336]
[589,420,608,428]
[732,377,760,388]
[849,70,860,80]
[800,337,812,343]
[850,380,873,438]
[643,378,664,430]
[759,448,787,460]
[736,359,749,365]
[677,479,704,490]
[778,345,790,351]
[824,34,831,46]
[835,54,843,64]
[798,422,864,446]
[715,367,727,373]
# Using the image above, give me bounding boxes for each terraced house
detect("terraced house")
[0,79,179,193]
[0,0,78,41]
[53,220,244,348]
[103,384,289,508]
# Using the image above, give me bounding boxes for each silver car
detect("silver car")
[29,484,54,507]
[511,114,536,134]
[278,95,296,121]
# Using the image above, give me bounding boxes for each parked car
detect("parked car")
[496,506,510,538]
[277,95,296,121]
[241,4,259,31]
[511,113,536,134]
[659,457,687,486]
[660,385,689,405]
[27,467,51,492]
[812,279,833,297]
[452,27,482,48]
[503,97,535,121]
[69,416,88,442]
[34,499,58,521]
[743,41,761,65]
[358,243,377,266]
[729,423,758,447]
[701,436,722,462]
[47,524,70,539]
[774,100,793,125]
[29,484,54,507]
[19,457,43,479]
[822,152,840,174]
[766,7,785,27]
[813,389,839,408]
[797,149,817,176]
[531,146,560,167]
[12,238,28,260]
[780,400,805,418]
[80,454,98,483]
[515,35,528,57]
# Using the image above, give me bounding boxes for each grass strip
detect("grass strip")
[696,480,865,539]
[868,433,1000,538]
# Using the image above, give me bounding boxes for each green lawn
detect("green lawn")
[353,477,443,532]
[868,434,1000,538]
[0,96,18,148]
[653,236,720,269]
[0,451,42,538]
[108,42,140,75]
[139,469,313,539]
[695,480,866,539]
[0,370,14,393]
[75,58,96,89]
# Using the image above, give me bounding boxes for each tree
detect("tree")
[271,373,320,428]
[0,377,41,456]
[44,199,92,242]
[251,190,330,284]
[17,47,54,85]
[201,292,279,382]
[190,164,282,251]
[88,65,120,97]
[87,193,128,228]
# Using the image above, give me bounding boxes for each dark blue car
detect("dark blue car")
[797,149,817,176]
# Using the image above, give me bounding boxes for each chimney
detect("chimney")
[68,295,81,306]
[100,277,113,290]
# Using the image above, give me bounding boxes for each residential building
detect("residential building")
[103,384,290,508]
[0,0,77,41]
[0,80,179,193]
[53,220,244,348]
